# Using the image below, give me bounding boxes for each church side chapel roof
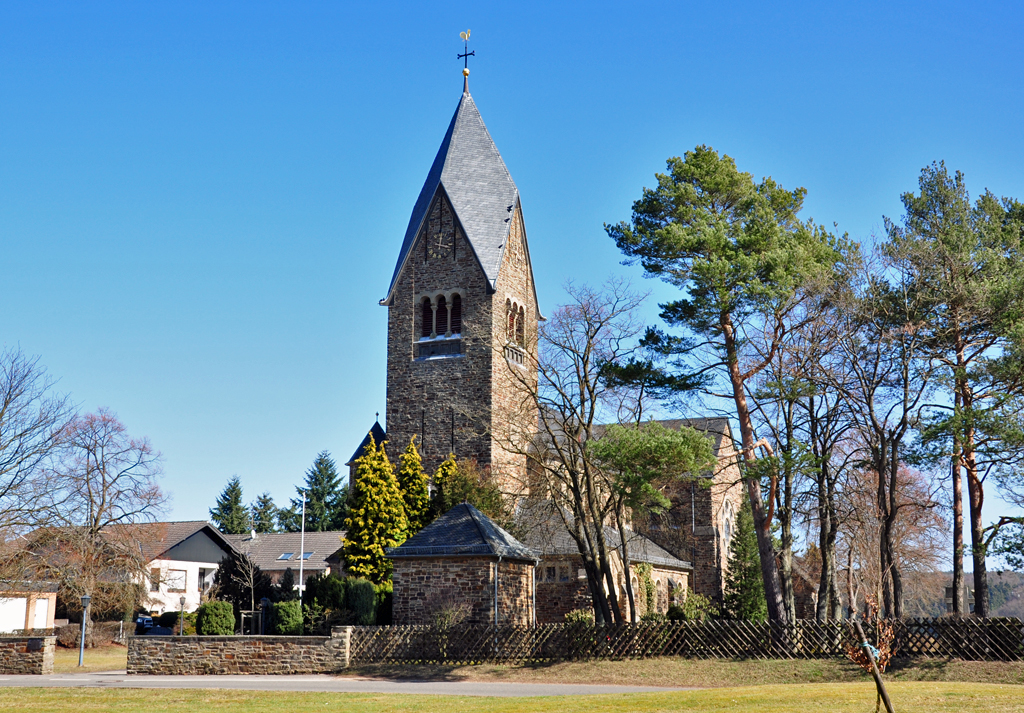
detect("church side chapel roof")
[387,502,538,564]
[516,500,692,572]
[383,89,520,303]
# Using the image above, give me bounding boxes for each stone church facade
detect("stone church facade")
[372,75,745,610]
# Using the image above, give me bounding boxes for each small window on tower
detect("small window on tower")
[517,306,525,347]
[421,298,433,338]
[436,295,448,335]
[506,300,516,342]
[450,294,462,334]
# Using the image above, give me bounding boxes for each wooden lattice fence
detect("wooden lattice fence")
[346,617,1024,665]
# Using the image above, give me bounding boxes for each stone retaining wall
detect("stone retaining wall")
[127,635,345,675]
[0,635,55,674]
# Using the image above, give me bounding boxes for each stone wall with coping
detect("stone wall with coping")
[0,635,55,674]
[127,635,342,675]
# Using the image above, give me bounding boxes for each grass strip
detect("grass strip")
[1,682,1023,713]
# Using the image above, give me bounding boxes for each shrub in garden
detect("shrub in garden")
[271,600,302,635]
[347,577,377,625]
[196,601,235,635]
[157,611,179,629]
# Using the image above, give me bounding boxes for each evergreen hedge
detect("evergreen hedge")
[271,600,303,635]
[196,601,235,635]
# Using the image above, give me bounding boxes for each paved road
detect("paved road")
[0,670,688,697]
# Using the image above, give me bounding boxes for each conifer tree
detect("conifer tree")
[250,493,279,534]
[343,435,408,584]
[278,452,349,532]
[722,500,768,621]
[396,436,430,534]
[430,453,459,517]
[210,476,251,534]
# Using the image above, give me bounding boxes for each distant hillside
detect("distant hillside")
[990,571,1024,617]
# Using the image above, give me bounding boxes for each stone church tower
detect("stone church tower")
[381,75,540,488]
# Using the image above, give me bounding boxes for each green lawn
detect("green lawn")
[53,644,127,673]
[1,683,1022,712]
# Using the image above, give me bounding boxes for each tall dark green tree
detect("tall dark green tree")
[889,162,1024,617]
[210,476,251,534]
[279,452,348,532]
[722,500,768,622]
[396,436,430,534]
[343,435,408,584]
[607,146,848,624]
[250,492,279,534]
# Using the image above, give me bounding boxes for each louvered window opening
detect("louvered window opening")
[450,295,462,334]
[516,306,525,347]
[436,295,448,335]
[421,298,433,338]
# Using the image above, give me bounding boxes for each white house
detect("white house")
[139,521,236,614]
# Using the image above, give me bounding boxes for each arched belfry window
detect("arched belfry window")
[506,299,515,342]
[516,306,525,347]
[450,294,462,334]
[421,298,433,338]
[436,295,448,336]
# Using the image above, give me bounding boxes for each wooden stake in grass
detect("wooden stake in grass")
[853,620,894,713]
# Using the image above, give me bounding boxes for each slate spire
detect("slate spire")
[381,87,519,305]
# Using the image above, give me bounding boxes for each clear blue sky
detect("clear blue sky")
[2,1,1022,527]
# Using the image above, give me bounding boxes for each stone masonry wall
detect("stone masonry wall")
[489,204,538,494]
[392,557,534,626]
[127,636,341,675]
[0,636,55,674]
[385,194,496,476]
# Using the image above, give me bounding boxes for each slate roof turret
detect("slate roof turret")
[387,502,538,564]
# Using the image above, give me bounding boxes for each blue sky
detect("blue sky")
[2,1,1022,531]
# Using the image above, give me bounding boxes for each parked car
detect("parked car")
[134,615,154,636]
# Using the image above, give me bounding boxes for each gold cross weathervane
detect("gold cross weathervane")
[458,30,474,75]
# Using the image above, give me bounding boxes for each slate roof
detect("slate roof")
[114,520,237,562]
[382,88,522,304]
[223,531,346,572]
[516,500,692,572]
[347,421,387,465]
[387,503,538,563]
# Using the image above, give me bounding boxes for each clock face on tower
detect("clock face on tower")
[428,228,454,260]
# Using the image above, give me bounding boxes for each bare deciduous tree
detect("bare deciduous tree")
[27,409,165,629]
[0,347,74,539]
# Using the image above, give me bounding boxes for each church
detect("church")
[354,64,745,622]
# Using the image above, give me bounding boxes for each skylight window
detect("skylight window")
[301,552,313,560]
[277,553,294,560]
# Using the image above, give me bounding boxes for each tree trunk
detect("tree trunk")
[779,408,796,623]
[951,419,965,616]
[965,442,989,616]
[617,503,638,622]
[722,314,788,626]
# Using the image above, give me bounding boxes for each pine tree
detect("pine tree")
[279,452,348,532]
[250,493,279,534]
[210,476,251,534]
[396,436,430,534]
[343,434,408,584]
[722,499,768,621]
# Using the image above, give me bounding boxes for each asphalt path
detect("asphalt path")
[0,670,689,697]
